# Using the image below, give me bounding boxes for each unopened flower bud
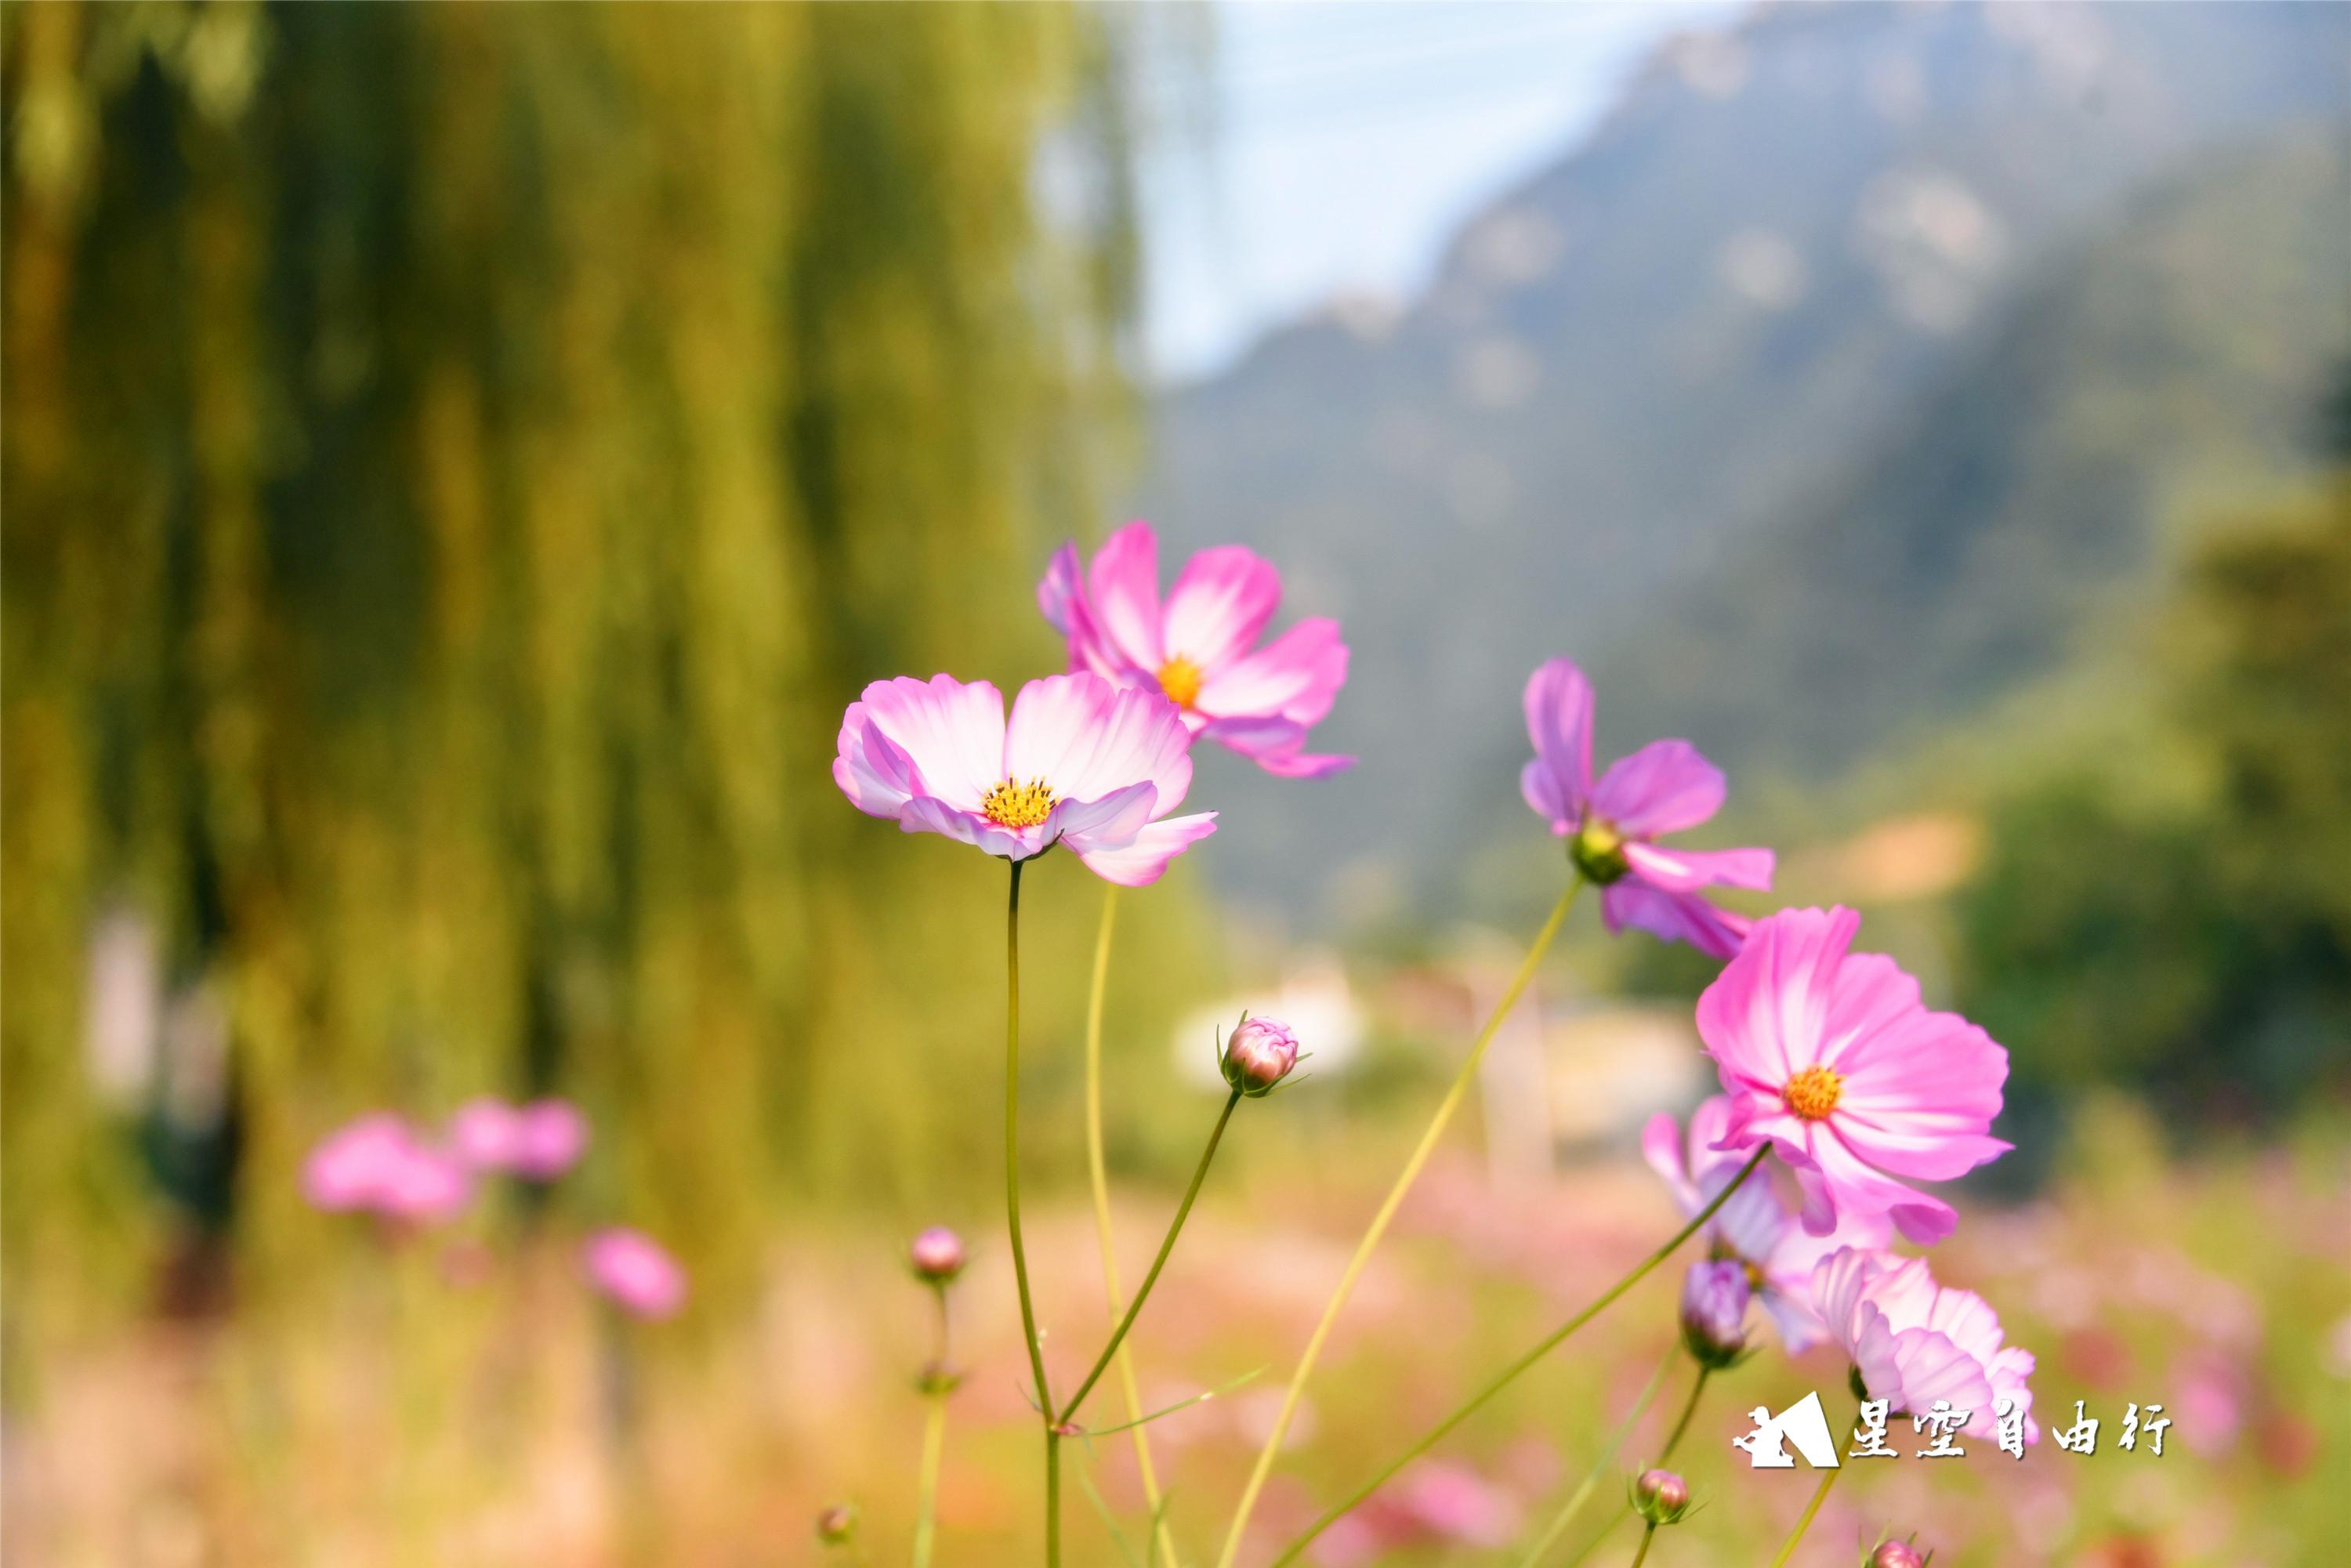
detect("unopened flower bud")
[1632,1468,1691,1525]
[914,1359,964,1399]
[1867,1540,1925,1568]
[1221,1016,1300,1096]
[1679,1258,1751,1368]
[909,1226,965,1283]
[814,1503,859,1546]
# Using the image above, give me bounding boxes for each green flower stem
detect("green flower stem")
[911,1395,947,1568]
[1081,886,1179,1568]
[1657,1365,1710,1464]
[1765,1455,1842,1568]
[1263,1148,1769,1568]
[1626,1523,1657,1568]
[1215,875,1585,1568]
[1062,1088,1242,1425]
[1002,860,1059,1564]
[1509,1342,1676,1568]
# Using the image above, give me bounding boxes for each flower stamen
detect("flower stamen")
[1784,1064,1844,1122]
[1157,655,1204,709]
[980,777,1056,829]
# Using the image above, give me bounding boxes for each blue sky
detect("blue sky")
[1136,0,1741,386]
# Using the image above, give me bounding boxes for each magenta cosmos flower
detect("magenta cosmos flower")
[302,1114,472,1223]
[1700,907,2009,1245]
[1519,659,1771,958]
[1039,520,1351,778]
[1813,1246,2038,1443]
[1643,1095,1891,1352]
[834,670,1214,886]
[583,1227,688,1320]
[448,1095,589,1180]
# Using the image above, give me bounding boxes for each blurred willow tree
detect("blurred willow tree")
[4,0,1213,1356]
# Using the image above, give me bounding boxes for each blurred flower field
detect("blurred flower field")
[10,1095,2343,1567]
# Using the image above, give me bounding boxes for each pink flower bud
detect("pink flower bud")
[814,1504,859,1546]
[1632,1468,1691,1525]
[1869,1541,1925,1568]
[1679,1258,1751,1367]
[910,1226,966,1282]
[1221,1016,1300,1096]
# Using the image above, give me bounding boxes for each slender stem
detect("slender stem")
[1510,1341,1676,1568]
[1657,1365,1710,1465]
[1263,1149,1769,1568]
[1626,1524,1657,1568]
[1765,1461,1842,1568]
[1215,876,1585,1568]
[1063,1090,1241,1423]
[1081,887,1179,1568]
[912,1396,947,1568]
[1047,1429,1063,1566]
[1001,860,1058,1564]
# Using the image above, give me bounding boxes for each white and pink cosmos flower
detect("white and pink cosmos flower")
[1643,1095,1892,1353]
[583,1227,688,1320]
[302,1113,472,1224]
[835,670,1216,886]
[1519,659,1772,958]
[1700,907,2011,1246]
[1813,1246,2038,1443]
[1039,520,1351,779]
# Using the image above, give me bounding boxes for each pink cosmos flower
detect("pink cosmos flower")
[1699,907,2010,1245]
[583,1227,688,1320]
[303,1113,471,1223]
[1519,658,1771,958]
[834,670,1215,886]
[1813,1247,2038,1443]
[1039,520,1351,778]
[1642,1094,1893,1351]
[449,1097,525,1170]
[513,1098,589,1180]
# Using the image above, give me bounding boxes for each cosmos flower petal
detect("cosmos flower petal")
[1051,780,1159,852]
[1038,541,1085,636]
[853,675,1005,812]
[1197,617,1347,726]
[1088,520,1167,672]
[1591,739,1726,837]
[897,795,1034,860]
[1605,880,1749,960]
[1639,1110,1695,1205]
[1806,1126,1960,1244]
[1163,545,1283,674]
[833,708,921,817]
[1003,671,1121,786]
[1621,842,1774,893]
[1206,715,1355,777]
[1072,812,1218,887]
[1521,658,1596,817]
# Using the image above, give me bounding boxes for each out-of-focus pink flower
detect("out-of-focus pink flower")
[1518,658,1771,958]
[834,671,1215,886]
[1643,1095,1892,1350]
[909,1226,966,1283]
[304,1114,472,1224]
[583,1227,687,1320]
[1813,1247,2037,1443]
[1396,1461,1517,1547]
[1699,907,2009,1244]
[1679,1259,1752,1366]
[513,1099,589,1179]
[303,1114,418,1211]
[1039,520,1352,778]
[449,1097,525,1170]
[2172,1348,2247,1457]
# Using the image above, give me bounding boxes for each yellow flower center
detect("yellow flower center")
[980,777,1056,829]
[1783,1064,1844,1122]
[1157,655,1204,709]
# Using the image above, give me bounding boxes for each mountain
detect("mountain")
[1132,0,2351,929]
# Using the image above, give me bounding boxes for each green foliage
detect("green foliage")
[1954,478,2351,1124]
[1,0,1204,1360]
